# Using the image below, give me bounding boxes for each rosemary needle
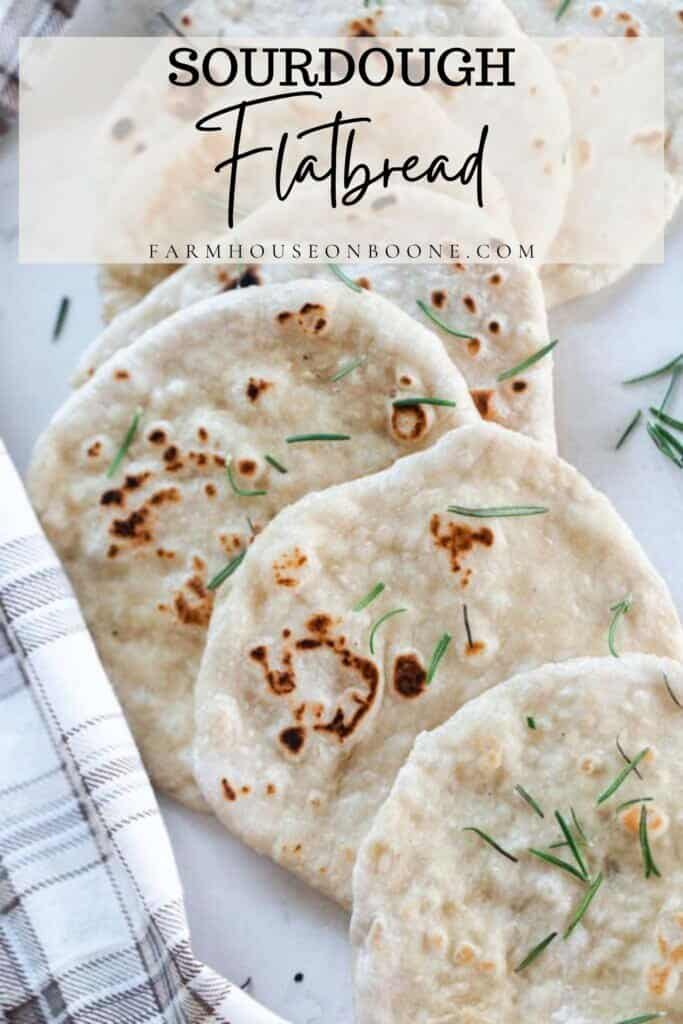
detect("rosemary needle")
[106,408,142,479]
[52,296,70,342]
[615,1014,666,1023]
[286,433,351,443]
[369,608,406,655]
[615,796,653,814]
[330,357,365,382]
[329,263,363,293]
[514,932,557,973]
[608,594,632,658]
[425,633,451,685]
[555,0,573,19]
[659,366,680,413]
[663,672,683,708]
[639,804,662,879]
[497,339,559,383]
[514,785,544,819]
[623,353,683,385]
[416,299,475,340]
[649,407,683,432]
[526,716,537,730]
[529,848,588,884]
[615,409,642,450]
[392,397,457,408]
[226,459,267,497]
[463,827,518,863]
[555,811,588,879]
[652,422,683,457]
[564,872,604,939]
[646,421,683,468]
[597,747,649,805]
[617,735,643,779]
[447,504,548,518]
[264,454,287,474]
[353,582,385,613]
[207,549,246,591]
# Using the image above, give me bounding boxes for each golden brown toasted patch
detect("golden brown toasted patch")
[430,514,494,576]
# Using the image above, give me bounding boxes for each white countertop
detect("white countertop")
[2,51,682,1022]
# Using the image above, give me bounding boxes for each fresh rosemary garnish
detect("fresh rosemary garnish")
[639,804,661,879]
[597,747,649,805]
[463,827,518,863]
[649,407,683,432]
[426,632,451,685]
[608,594,632,657]
[663,672,683,708]
[554,0,573,19]
[617,735,643,779]
[447,504,548,518]
[207,549,246,591]
[615,1014,666,1023]
[497,339,559,383]
[416,299,474,340]
[555,811,589,879]
[526,716,537,730]
[264,454,288,474]
[157,10,186,35]
[651,422,683,457]
[514,931,557,973]
[646,421,683,468]
[286,433,351,443]
[659,366,680,413]
[571,807,589,847]
[564,872,603,938]
[528,848,588,883]
[369,608,406,655]
[353,582,385,612]
[615,410,642,450]
[615,796,653,814]
[392,397,456,408]
[514,785,544,819]
[52,296,70,342]
[623,353,683,385]
[329,263,363,293]
[463,604,474,648]
[106,407,142,479]
[330,357,366,382]
[226,459,267,497]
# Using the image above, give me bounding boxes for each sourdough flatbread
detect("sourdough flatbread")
[28,280,478,809]
[500,0,683,306]
[193,423,683,904]
[351,654,683,1024]
[78,200,557,450]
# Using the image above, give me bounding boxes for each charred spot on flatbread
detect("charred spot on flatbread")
[173,571,214,628]
[393,654,427,698]
[273,547,308,587]
[471,389,496,421]
[246,377,271,402]
[250,645,296,695]
[101,488,124,507]
[280,725,306,755]
[430,514,494,576]
[221,778,237,801]
[391,403,429,443]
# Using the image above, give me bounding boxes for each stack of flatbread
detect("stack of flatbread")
[28,2,683,1021]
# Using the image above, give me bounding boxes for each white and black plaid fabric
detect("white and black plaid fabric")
[0,440,288,1024]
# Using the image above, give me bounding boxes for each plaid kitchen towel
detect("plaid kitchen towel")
[0,439,288,1023]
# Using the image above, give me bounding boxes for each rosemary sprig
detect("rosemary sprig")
[663,672,683,708]
[615,1014,666,1023]
[615,796,653,814]
[514,785,544,819]
[106,408,142,479]
[615,409,642,450]
[526,716,537,730]
[646,421,683,467]
[329,263,363,293]
[463,827,518,863]
[207,549,246,591]
[514,931,557,973]
[617,735,643,779]
[564,872,603,938]
[555,0,573,19]
[555,811,588,879]
[227,459,267,497]
[463,604,474,648]
[623,353,683,385]
[286,433,351,443]
[264,454,287,474]
[369,608,406,655]
[353,582,385,612]
[608,594,632,657]
[447,505,548,518]
[597,747,649,805]
[497,339,559,383]
[426,632,451,685]
[52,296,70,341]
[528,848,588,883]
[330,357,366,382]
[392,397,456,408]
[639,804,662,879]
[649,407,683,432]
[416,299,474,340]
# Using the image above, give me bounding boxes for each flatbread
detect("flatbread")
[77,201,557,450]
[99,264,178,324]
[28,279,478,809]
[192,423,683,905]
[499,0,683,306]
[351,654,683,1024]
